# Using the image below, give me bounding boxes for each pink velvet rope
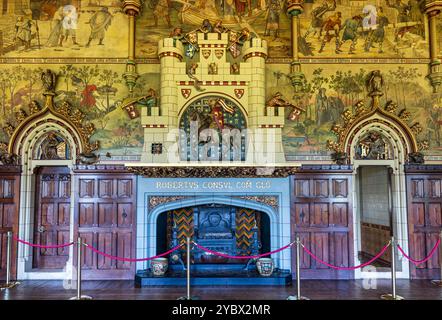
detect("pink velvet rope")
[85,243,183,262]
[397,239,441,266]
[302,241,391,270]
[13,236,74,249]
[193,241,294,259]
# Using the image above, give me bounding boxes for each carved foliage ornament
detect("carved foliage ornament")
[126,166,299,178]
[0,70,99,165]
[327,70,428,164]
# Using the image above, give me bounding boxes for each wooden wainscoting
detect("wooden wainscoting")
[0,166,20,281]
[73,165,136,280]
[405,166,442,279]
[290,165,354,279]
[360,222,391,266]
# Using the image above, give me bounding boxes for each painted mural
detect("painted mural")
[299,0,429,58]
[136,0,292,58]
[271,64,442,158]
[0,1,127,58]
[0,64,160,159]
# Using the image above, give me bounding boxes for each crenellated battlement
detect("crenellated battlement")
[142,26,284,163]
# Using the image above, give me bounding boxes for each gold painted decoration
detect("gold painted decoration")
[234,89,245,99]
[2,69,99,164]
[181,89,192,99]
[326,70,428,164]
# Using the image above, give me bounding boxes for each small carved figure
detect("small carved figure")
[213,20,228,34]
[366,70,384,96]
[208,62,218,75]
[41,132,61,160]
[187,63,205,92]
[199,19,213,33]
[230,62,240,74]
[41,69,57,93]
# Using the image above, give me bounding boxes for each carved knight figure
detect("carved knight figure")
[41,69,57,93]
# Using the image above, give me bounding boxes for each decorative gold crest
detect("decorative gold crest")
[215,49,223,59]
[234,89,245,99]
[202,49,211,59]
[181,89,192,99]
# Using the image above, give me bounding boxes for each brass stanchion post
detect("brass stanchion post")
[431,231,442,287]
[0,231,20,290]
[381,237,404,300]
[287,236,309,300]
[178,237,199,300]
[70,237,92,300]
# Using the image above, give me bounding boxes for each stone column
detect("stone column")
[424,1,442,93]
[122,0,142,94]
[287,1,304,93]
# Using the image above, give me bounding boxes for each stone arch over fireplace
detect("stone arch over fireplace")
[141,195,283,270]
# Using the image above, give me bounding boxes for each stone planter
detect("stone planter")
[256,258,274,276]
[151,258,169,276]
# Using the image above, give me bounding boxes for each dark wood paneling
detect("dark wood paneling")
[405,167,442,279]
[290,170,354,279]
[0,166,20,280]
[33,166,71,269]
[73,167,136,280]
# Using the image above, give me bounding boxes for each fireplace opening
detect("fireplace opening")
[156,204,270,264]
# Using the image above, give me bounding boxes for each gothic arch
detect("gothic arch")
[6,94,98,160]
[327,73,427,165]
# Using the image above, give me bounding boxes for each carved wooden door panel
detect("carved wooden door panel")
[406,168,442,279]
[0,167,20,280]
[74,167,136,280]
[291,169,354,279]
[33,166,71,269]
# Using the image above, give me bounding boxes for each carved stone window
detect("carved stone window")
[179,96,247,161]
[35,132,71,160]
[354,131,394,160]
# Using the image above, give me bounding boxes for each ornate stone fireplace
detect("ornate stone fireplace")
[134,175,292,284]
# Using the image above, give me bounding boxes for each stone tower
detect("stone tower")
[140,31,286,163]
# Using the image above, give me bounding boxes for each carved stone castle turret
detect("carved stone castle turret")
[140,30,286,163]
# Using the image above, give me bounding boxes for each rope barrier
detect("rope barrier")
[397,239,441,266]
[84,243,183,262]
[301,241,391,270]
[13,236,74,249]
[193,241,295,260]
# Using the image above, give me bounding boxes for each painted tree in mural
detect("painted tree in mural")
[387,67,421,109]
[22,67,43,105]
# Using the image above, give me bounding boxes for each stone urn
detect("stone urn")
[151,258,168,276]
[256,258,274,277]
